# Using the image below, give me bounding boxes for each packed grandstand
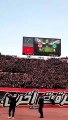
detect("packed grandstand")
[0,53,68,89]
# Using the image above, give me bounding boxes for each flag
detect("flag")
[23,46,34,55]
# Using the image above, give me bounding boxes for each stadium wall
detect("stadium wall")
[0,88,68,108]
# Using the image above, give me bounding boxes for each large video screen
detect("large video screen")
[22,37,61,56]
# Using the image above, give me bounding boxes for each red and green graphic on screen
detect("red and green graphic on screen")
[23,37,61,56]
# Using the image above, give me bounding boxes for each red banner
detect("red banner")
[0,88,68,108]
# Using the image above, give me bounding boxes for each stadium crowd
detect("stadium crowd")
[0,53,68,89]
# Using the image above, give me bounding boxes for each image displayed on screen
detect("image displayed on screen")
[23,37,34,55]
[23,37,61,56]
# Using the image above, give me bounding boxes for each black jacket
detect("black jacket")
[38,97,44,108]
[9,96,16,107]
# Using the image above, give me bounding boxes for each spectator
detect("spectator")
[0,54,68,89]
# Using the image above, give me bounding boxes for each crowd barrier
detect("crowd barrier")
[0,88,68,108]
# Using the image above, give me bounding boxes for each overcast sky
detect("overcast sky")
[0,0,68,58]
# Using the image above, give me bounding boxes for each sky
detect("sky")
[0,0,68,58]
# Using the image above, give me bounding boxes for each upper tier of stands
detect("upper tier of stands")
[0,53,68,89]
